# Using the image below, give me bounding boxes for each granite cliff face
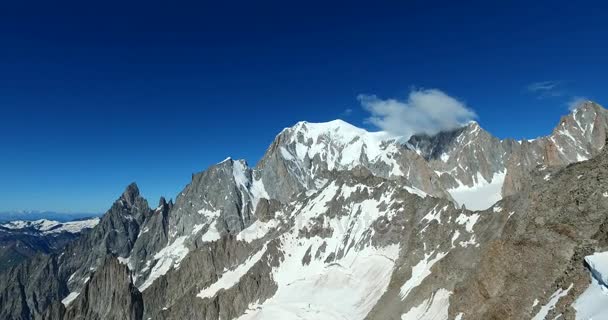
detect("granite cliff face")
[1,101,608,320]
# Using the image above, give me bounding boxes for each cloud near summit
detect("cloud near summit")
[358,88,477,139]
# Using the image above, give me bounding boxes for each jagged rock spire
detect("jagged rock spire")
[121,183,140,207]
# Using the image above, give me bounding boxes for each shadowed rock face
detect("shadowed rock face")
[63,258,143,320]
[1,102,608,320]
[0,229,79,273]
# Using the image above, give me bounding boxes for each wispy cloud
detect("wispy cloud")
[527,81,560,92]
[340,108,353,117]
[526,80,563,99]
[526,80,592,111]
[358,88,477,139]
[566,96,589,111]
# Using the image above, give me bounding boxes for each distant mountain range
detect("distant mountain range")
[0,211,101,223]
[0,218,99,273]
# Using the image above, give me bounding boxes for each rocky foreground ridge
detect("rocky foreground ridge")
[1,102,608,319]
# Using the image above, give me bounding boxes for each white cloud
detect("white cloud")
[358,88,477,139]
[567,96,589,111]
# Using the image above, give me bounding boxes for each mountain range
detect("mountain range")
[1,101,608,319]
[0,212,101,223]
[0,218,99,273]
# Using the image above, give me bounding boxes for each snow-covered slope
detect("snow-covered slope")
[573,252,608,319]
[281,120,402,173]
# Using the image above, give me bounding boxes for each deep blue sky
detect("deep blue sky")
[1,0,606,213]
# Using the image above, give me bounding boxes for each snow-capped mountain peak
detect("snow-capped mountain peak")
[1,218,100,234]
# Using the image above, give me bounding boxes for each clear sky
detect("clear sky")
[1,0,607,213]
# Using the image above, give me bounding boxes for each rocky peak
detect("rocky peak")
[121,183,140,207]
[255,119,418,201]
[157,196,168,209]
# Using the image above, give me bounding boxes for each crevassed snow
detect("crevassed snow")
[400,251,448,300]
[573,252,608,319]
[401,288,451,320]
[448,171,506,211]
[197,245,267,299]
[139,236,189,291]
[237,240,399,320]
[531,284,573,320]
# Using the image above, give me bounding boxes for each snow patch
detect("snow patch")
[405,186,428,198]
[531,284,573,320]
[400,251,448,300]
[451,230,461,247]
[455,213,480,233]
[197,245,267,299]
[573,269,608,319]
[237,219,278,243]
[139,236,189,291]
[584,252,608,286]
[401,288,451,320]
[232,160,250,189]
[532,299,539,308]
[61,291,80,306]
[448,171,505,211]
[201,221,221,242]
